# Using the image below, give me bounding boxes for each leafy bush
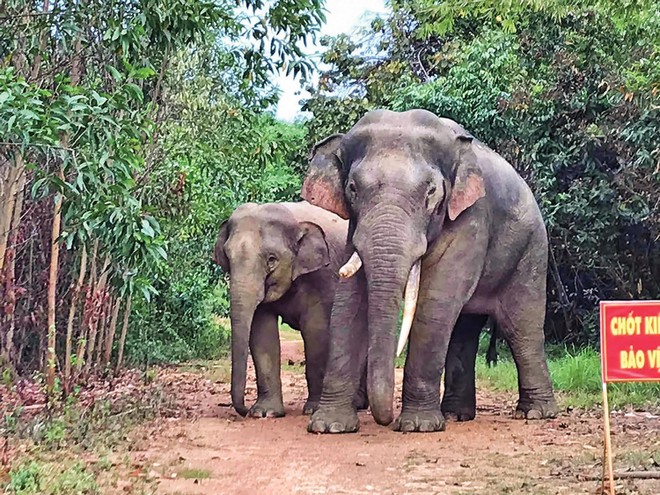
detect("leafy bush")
[0,0,325,376]
[126,46,311,363]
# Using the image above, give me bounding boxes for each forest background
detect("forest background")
[0,0,658,396]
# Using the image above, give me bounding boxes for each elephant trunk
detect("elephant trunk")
[229,272,264,416]
[355,206,421,426]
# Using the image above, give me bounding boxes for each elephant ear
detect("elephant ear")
[301,134,350,219]
[448,135,486,221]
[292,221,330,280]
[213,220,230,271]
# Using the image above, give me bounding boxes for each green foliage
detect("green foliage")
[128,42,310,363]
[0,61,168,298]
[6,463,41,494]
[302,0,660,345]
[406,0,660,36]
[1,0,325,373]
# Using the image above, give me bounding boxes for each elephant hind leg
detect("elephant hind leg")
[496,253,558,420]
[300,318,329,416]
[441,313,488,422]
[485,318,499,367]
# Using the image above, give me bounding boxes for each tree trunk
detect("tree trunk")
[115,294,132,372]
[88,240,99,289]
[46,166,65,396]
[3,158,26,371]
[28,0,50,82]
[84,256,110,377]
[46,27,82,395]
[104,296,121,367]
[64,245,87,396]
[0,155,24,273]
[74,241,98,379]
[94,293,110,368]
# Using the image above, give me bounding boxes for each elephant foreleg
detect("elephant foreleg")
[307,267,368,433]
[441,314,488,421]
[248,309,285,418]
[394,225,488,433]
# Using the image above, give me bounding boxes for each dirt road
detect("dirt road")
[134,339,660,495]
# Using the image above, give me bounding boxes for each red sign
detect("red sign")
[600,300,660,382]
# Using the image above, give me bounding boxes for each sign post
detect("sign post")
[599,300,660,495]
[601,380,615,494]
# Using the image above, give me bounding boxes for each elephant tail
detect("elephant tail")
[486,319,498,368]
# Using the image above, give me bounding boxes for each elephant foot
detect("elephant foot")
[307,405,359,434]
[514,396,558,420]
[303,399,320,416]
[441,401,476,422]
[393,409,446,433]
[247,398,285,418]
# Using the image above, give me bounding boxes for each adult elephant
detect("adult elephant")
[213,201,368,418]
[301,109,557,433]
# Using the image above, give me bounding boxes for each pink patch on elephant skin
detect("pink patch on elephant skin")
[448,172,485,221]
[301,174,350,220]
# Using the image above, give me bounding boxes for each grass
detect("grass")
[0,375,170,494]
[475,338,660,410]
[5,461,99,495]
[281,361,305,373]
[177,467,211,480]
[394,333,660,410]
[179,359,231,383]
[278,320,301,341]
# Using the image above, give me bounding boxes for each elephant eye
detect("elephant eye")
[267,254,278,268]
[347,181,357,201]
[426,183,440,210]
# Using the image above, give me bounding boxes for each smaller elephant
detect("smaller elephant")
[213,201,368,418]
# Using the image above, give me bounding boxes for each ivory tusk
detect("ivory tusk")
[338,251,363,278]
[396,260,421,357]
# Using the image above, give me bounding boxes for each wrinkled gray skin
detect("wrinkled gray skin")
[301,109,558,433]
[213,201,369,418]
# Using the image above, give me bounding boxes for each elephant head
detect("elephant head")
[301,109,486,425]
[213,203,331,416]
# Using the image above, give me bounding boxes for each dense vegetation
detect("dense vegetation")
[0,0,321,391]
[0,0,658,394]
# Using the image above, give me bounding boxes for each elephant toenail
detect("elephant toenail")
[526,410,542,420]
[308,420,325,433]
[329,422,344,433]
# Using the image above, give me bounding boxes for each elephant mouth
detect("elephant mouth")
[263,278,284,303]
[338,252,421,357]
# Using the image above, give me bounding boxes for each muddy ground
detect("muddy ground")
[131,339,660,495]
